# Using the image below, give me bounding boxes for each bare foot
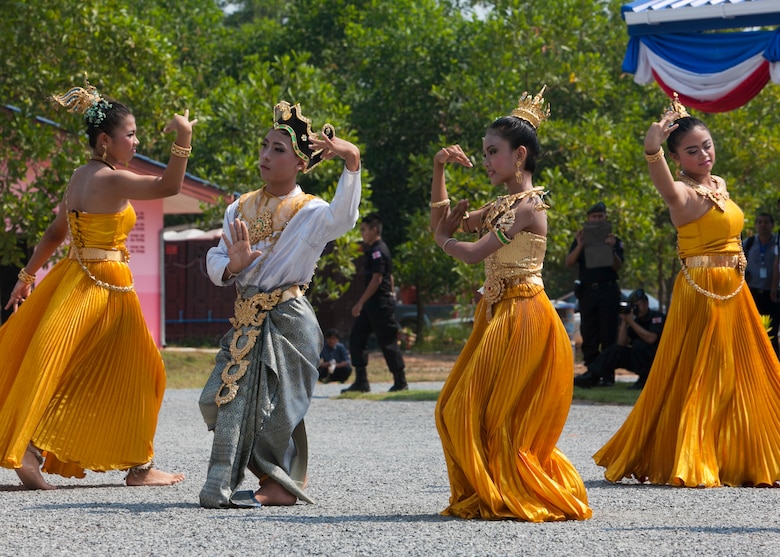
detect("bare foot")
[253,477,296,506]
[126,468,185,486]
[16,448,56,490]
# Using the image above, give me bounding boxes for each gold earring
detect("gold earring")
[675,161,681,179]
[515,159,524,183]
[102,144,108,162]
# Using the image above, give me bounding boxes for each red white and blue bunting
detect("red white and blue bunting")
[623,29,780,112]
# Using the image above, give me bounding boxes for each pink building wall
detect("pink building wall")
[127,199,164,346]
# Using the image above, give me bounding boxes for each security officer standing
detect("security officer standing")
[565,202,624,369]
[343,213,407,393]
[743,212,780,356]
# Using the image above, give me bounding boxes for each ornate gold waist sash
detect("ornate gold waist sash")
[69,247,128,262]
[682,254,740,268]
[483,275,543,305]
[216,284,304,406]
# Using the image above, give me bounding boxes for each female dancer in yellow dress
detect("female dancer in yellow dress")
[594,95,780,487]
[0,81,196,489]
[430,88,591,521]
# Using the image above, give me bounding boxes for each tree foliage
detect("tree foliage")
[3,0,780,316]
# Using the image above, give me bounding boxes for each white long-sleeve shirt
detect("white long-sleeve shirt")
[206,166,361,292]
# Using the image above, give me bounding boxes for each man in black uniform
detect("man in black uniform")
[342,213,407,393]
[565,202,624,369]
[743,212,780,356]
[574,289,665,389]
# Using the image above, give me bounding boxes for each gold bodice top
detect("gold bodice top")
[479,188,548,309]
[67,204,135,253]
[484,230,546,283]
[676,199,743,259]
[65,204,136,292]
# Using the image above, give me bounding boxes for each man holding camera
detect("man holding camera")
[574,289,665,390]
[565,202,624,367]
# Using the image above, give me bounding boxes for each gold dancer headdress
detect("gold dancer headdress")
[51,77,113,127]
[510,85,551,129]
[665,92,690,119]
[273,101,335,173]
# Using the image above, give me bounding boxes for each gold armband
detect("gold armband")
[18,268,36,285]
[644,147,664,163]
[171,142,192,158]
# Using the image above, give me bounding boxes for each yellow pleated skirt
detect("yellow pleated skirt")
[0,257,165,478]
[435,283,591,521]
[594,266,780,487]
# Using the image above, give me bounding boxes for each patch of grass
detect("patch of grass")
[161,347,641,406]
[573,382,642,405]
[412,323,473,354]
[338,390,441,401]
[162,348,456,390]
[336,384,641,404]
[161,349,217,389]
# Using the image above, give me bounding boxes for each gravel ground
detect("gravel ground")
[2,382,779,556]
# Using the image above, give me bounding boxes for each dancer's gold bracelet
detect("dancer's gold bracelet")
[171,142,192,158]
[644,147,665,163]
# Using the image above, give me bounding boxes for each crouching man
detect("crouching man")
[574,289,665,390]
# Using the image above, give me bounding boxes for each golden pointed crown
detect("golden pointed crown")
[666,92,690,119]
[510,85,551,129]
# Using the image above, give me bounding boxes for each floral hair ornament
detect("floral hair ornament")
[51,76,113,127]
[273,100,335,173]
[510,85,551,130]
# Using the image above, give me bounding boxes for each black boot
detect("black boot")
[341,366,370,393]
[574,370,598,389]
[596,371,615,387]
[388,368,408,392]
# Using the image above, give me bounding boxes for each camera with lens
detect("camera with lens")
[618,301,635,315]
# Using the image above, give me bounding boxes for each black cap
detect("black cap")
[587,201,606,215]
[628,289,648,304]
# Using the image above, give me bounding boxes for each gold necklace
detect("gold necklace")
[482,186,547,234]
[242,187,279,244]
[679,172,729,212]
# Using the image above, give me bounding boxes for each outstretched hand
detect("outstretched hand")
[434,199,469,246]
[222,218,262,278]
[4,281,31,312]
[309,132,360,171]
[163,108,198,136]
[434,145,473,168]
[644,110,680,154]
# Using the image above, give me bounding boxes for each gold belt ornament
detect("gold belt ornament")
[215,285,304,406]
[683,254,741,268]
[482,275,544,321]
[69,247,128,262]
[678,251,746,301]
[483,275,543,306]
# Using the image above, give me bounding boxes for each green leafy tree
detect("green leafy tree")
[0,1,210,264]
